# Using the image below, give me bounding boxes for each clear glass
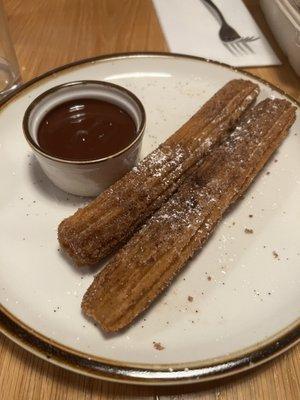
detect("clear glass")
[0,0,21,99]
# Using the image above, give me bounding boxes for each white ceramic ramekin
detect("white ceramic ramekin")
[23,80,146,196]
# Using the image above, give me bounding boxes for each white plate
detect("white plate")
[0,53,299,385]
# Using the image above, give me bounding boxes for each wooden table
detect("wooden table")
[1,1,299,399]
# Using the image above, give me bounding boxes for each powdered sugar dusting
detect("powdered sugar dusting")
[133,98,295,258]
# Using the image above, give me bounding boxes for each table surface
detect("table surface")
[1,1,299,399]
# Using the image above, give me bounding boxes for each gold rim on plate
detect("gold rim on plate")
[0,52,299,385]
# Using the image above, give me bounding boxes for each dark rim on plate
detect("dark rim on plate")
[22,80,146,164]
[0,52,299,385]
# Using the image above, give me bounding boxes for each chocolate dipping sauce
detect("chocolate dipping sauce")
[37,98,137,161]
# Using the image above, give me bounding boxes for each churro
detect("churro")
[58,79,259,265]
[82,98,296,332]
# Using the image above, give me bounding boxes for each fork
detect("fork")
[202,0,259,55]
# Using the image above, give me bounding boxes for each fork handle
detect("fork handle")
[202,0,226,23]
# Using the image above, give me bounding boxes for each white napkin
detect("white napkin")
[153,0,280,67]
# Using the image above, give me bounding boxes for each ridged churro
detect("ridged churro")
[82,98,296,332]
[58,79,259,265]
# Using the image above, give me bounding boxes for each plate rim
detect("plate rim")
[0,51,299,385]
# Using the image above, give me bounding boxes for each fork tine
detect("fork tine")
[244,36,259,42]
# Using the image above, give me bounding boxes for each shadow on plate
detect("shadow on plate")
[57,244,111,277]
[28,154,93,207]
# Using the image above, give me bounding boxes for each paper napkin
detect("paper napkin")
[153,0,280,67]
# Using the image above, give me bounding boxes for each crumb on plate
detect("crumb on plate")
[153,341,165,351]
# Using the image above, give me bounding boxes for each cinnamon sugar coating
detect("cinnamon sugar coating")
[82,98,296,332]
[58,79,259,266]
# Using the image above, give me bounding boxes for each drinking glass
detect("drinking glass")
[0,0,21,99]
